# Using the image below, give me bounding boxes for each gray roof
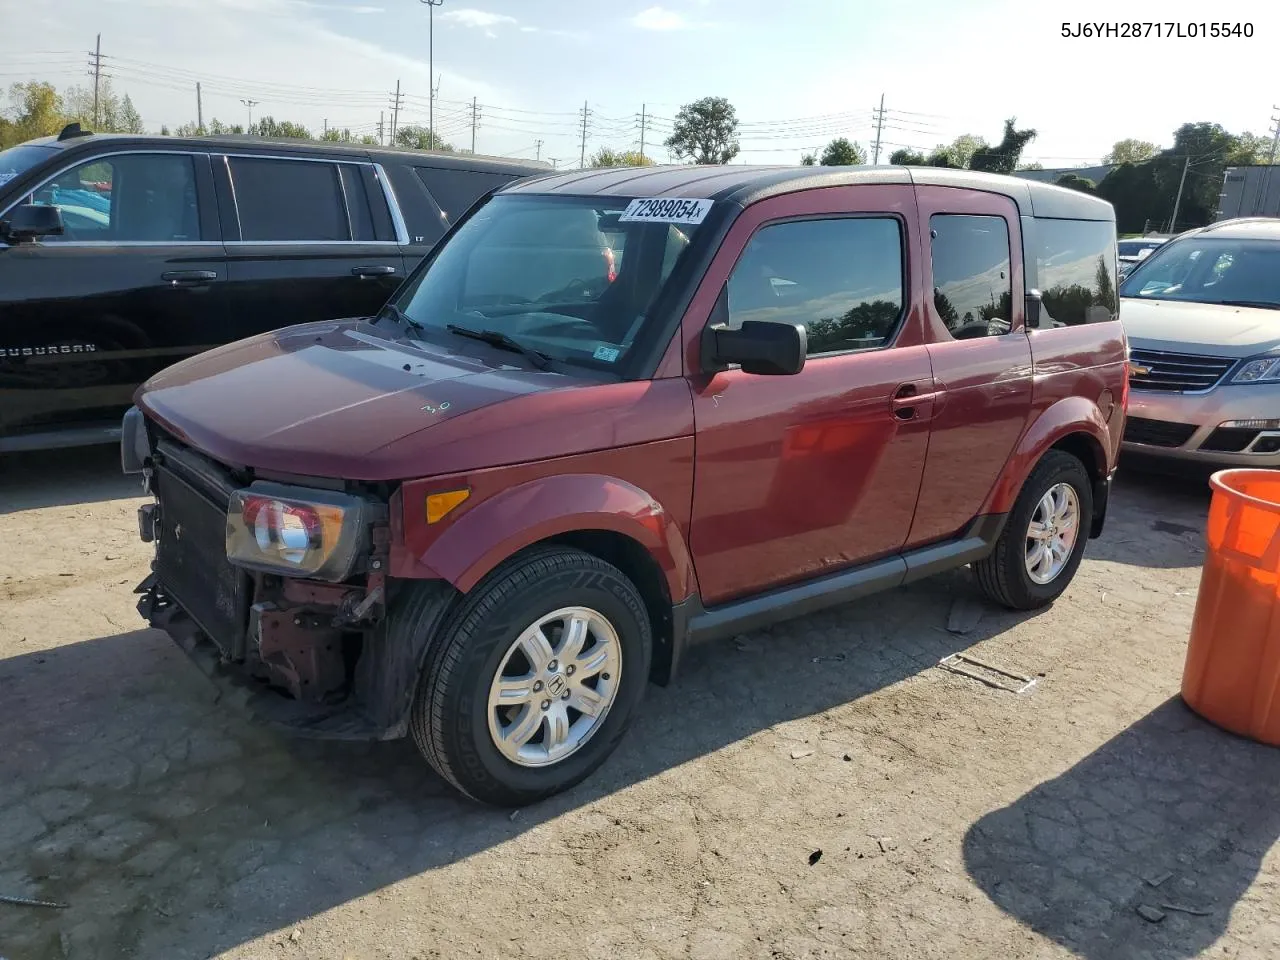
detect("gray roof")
[26,131,550,174]
[502,164,1115,221]
[1194,217,1280,240]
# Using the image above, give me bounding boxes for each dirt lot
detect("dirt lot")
[2,447,1279,960]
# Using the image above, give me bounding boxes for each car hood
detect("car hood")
[136,319,589,478]
[1120,298,1280,357]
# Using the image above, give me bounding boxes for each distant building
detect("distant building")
[1215,165,1280,221]
[1013,165,1116,185]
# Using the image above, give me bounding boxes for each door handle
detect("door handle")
[161,270,217,286]
[891,382,938,421]
[353,265,396,279]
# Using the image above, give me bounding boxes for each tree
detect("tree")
[926,146,962,168]
[969,118,1037,174]
[817,137,866,166]
[358,134,379,145]
[1097,161,1164,234]
[800,151,817,166]
[1017,161,1044,171]
[395,124,453,151]
[1104,139,1158,164]
[1054,173,1097,194]
[207,118,245,136]
[0,81,64,148]
[61,79,143,134]
[251,116,312,139]
[1229,132,1271,165]
[665,96,740,165]
[948,134,988,168]
[589,147,653,167]
[889,148,926,165]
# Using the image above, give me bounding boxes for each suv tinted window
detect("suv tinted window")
[1037,218,1118,325]
[229,157,347,241]
[31,153,199,243]
[929,214,1013,338]
[727,217,905,355]
[415,166,517,222]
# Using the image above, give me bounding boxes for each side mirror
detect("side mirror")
[704,320,807,376]
[1024,288,1044,329]
[1,204,65,243]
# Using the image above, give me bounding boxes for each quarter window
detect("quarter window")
[31,153,200,243]
[415,166,518,222]
[1036,218,1118,326]
[229,157,348,241]
[726,217,905,355]
[929,214,1013,339]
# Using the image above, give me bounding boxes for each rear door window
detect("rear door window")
[228,157,348,241]
[928,214,1013,338]
[415,166,519,222]
[1035,218,1118,326]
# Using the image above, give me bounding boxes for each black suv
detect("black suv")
[0,126,548,453]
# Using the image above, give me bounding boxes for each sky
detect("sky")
[1,0,1276,169]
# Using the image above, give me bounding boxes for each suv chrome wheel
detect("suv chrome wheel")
[487,606,621,768]
[1024,482,1080,585]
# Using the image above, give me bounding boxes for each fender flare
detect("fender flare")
[985,396,1111,516]
[417,473,696,602]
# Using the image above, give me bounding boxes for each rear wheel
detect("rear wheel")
[409,547,652,807]
[974,450,1093,610]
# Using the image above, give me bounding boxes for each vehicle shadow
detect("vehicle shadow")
[0,568,1039,960]
[0,445,138,515]
[963,697,1280,960]
[1091,461,1211,569]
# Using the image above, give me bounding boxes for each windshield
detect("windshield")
[0,144,56,190]
[392,194,705,370]
[1119,236,1280,309]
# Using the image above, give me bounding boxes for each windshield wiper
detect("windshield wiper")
[1218,300,1280,311]
[446,324,552,370]
[376,302,425,336]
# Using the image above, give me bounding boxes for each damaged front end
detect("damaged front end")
[124,406,432,740]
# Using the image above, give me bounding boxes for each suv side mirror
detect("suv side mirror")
[700,285,807,375]
[1,204,65,243]
[704,320,807,376]
[1024,288,1043,329]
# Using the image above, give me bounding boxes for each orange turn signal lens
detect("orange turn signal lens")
[426,489,470,524]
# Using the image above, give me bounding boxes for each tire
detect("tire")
[974,450,1094,611]
[408,547,652,807]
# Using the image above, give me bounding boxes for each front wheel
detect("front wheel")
[974,450,1094,610]
[409,547,652,807]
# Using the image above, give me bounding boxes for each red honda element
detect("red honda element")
[122,166,1127,806]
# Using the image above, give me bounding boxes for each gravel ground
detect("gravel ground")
[2,447,1279,960]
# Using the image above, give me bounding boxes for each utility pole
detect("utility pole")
[378,111,385,145]
[579,100,590,169]
[535,139,543,162]
[420,0,444,147]
[88,33,103,127]
[1258,107,1280,217]
[469,96,481,154]
[323,118,328,137]
[638,103,647,160]
[196,82,204,134]
[1169,154,1191,234]
[240,98,259,131]
[388,79,403,144]
[872,93,886,165]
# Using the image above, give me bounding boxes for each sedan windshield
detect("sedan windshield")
[0,144,56,189]
[391,194,705,370]
[1119,236,1280,309]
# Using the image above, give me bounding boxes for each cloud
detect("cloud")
[631,6,690,30]
[442,8,517,29]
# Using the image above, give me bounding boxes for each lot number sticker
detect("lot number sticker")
[619,198,712,225]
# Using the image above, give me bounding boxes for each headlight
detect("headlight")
[1231,356,1280,384]
[226,482,374,581]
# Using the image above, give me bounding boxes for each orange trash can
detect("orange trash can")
[1182,468,1280,746]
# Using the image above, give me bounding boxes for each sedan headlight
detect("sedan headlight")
[226,482,374,581]
[1231,355,1280,384]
